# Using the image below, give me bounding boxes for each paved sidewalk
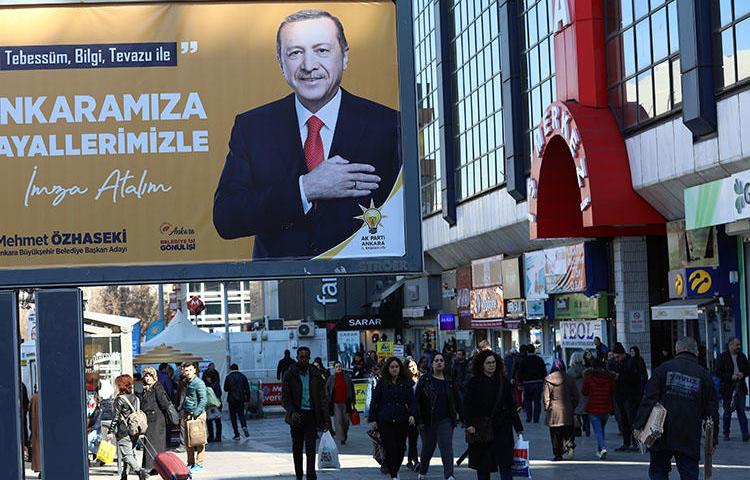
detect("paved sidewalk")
[28,411,750,479]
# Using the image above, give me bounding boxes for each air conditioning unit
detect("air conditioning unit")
[297,321,315,338]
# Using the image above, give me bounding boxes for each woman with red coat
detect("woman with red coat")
[582,358,616,460]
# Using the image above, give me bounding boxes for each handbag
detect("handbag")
[466,378,505,444]
[205,387,221,409]
[95,439,116,464]
[350,410,361,425]
[166,403,180,426]
[186,417,207,447]
[466,416,495,444]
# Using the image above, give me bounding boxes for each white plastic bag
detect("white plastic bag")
[317,430,340,470]
[511,434,531,478]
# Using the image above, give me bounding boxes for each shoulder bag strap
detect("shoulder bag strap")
[120,395,138,412]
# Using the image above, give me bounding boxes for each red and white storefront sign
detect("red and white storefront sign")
[262,383,283,406]
[528,0,664,239]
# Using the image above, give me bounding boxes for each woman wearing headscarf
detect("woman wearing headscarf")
[140,367,172,473]
[543,358,580,461]
[567,351,590,437]
[464,350,523,480]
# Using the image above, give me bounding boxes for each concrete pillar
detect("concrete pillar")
[36,289,88,480]
[0,291,23,480]
[613,236,652,370]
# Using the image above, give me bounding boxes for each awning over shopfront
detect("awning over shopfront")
[650,298,716,320]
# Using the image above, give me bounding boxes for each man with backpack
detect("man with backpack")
[181,362,208,473]
[224,363,252,440]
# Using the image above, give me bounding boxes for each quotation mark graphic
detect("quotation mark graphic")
[180,41,198,54]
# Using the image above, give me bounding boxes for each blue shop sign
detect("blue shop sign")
[526,299,546,319]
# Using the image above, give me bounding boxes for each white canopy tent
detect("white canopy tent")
[141,310,226,380]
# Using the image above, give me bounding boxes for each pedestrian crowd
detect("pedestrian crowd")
[18,334,747,480]
[21,360,254,478]
[281,334,747,480]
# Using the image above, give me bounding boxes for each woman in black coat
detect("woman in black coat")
[368,356,417,480]
[464,350,523,480]
[140,367,172,472]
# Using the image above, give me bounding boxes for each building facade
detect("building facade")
[412,0,750,368]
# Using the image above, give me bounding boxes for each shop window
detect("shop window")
[606,0,680,131]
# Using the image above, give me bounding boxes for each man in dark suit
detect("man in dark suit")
[715,337,750,441]
[214,9,401,259]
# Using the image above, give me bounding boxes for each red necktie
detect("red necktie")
[304,115,325,172]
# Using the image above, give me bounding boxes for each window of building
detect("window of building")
[715,0,750,90]
[414,0,442,215]
[521,0,556,170]
[450,0,504,201]
[605,0,681,130]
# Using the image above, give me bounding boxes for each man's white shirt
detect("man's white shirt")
[296,88,342,214]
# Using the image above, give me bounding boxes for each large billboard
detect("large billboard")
[0,0,422,287]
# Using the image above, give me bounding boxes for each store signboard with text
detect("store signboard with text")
[685,169,750,229]
[560,320,605,349]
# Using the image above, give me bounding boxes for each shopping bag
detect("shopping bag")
[511,434,531,478]
[367,428,384,465]
[95,439,116,465]
[350,410,360,425]
[187,417,207,447]
[316,430,340,469]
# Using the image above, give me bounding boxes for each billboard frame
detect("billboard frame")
[0,0,423,287]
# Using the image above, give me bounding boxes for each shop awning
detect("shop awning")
[367,278,408,308]
[650,298,716,320]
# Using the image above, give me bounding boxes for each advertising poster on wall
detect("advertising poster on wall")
[524,250,548,299]
[456,264,473,328]
[471,254,503,288]
[470,286,504,319]
[337,330,360,369]
[376,340,394,361]
[0,0,421,286]
[545,244,586,294]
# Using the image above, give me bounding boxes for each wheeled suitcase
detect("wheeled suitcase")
[142,436,192,480]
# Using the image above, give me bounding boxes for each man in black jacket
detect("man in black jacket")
[715,337,750,441]
[609,342,644,452]
[634,337,719,480]
[223,364,251,440]
[518,344,547,423]
[277,350,296,380]
[282,347,330,480]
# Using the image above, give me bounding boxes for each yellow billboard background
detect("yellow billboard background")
[0,1,399,268]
